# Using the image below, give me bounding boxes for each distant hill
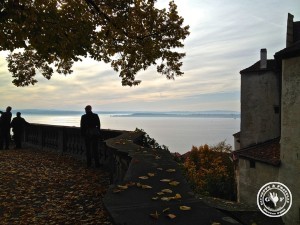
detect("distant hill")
[111,112,240,118]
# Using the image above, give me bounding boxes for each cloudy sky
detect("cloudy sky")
[0,0,299,112]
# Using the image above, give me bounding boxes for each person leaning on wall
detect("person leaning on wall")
[11,112,29,149]
[0,106,12,150]
[80,105,101,168]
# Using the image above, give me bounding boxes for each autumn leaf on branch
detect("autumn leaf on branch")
[0,0,190,86]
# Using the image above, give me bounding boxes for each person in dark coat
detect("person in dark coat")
[11,112,29,149]
[0,106,12,150]
[80,105,101,168]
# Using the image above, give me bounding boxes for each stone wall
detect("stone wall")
[240,71,280,148]
[237,158,279,205]
[23,123,140,184]
[278,56,300,225]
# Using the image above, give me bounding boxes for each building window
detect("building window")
[274,105,280,114]
[250,160,256,168]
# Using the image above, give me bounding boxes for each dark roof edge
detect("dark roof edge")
[274,42,300,60]
[240,60,277,74]
[237,154,281,167]
[233,137,281,167]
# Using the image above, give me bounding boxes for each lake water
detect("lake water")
[22,113,240,154]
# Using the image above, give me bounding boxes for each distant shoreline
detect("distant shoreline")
[110,113,240,119]
[14,109,240,119]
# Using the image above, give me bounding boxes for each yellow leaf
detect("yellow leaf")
[167,214,176,219]
[152,197,159,200]
[171,193,182,199]
[141,185,152,189]
[161,189,173,193]
[169,181,180,186]
[160,179,171,182]
[179,205,192,211]
[157,192,165,195]
[161,197,170,201]
[117,185,128,190]
[147,173,155,177]
[175,193,182,199]
[139,176,149,180]
[179,206,191,211]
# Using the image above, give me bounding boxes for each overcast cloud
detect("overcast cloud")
[0,0,299,112]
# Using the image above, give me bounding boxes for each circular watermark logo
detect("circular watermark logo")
[257,182,292,217]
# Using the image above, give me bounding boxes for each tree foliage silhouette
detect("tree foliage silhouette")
[0,0,190,86]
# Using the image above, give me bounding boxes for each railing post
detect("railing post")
[38,126,43,148]
[58,129,64,153]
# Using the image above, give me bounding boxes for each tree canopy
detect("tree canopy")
[0,0,190,86]
[183,142,236,200]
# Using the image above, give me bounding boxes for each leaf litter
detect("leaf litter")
[0,149,113,225]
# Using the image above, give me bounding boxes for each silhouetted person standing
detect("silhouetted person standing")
[0,106,12,150]
[11,112,29,149]
[80,105,101,168]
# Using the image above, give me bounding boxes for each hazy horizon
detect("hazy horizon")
[9,108,241,117]
[21,113,240,153]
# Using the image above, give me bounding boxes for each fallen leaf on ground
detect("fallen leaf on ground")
[161,189,173,193]
[147,173,155,177]
[139,176,149,180]
[166,169,176,172]
[171,193,182,200]
[179,206,191,211]
[141,185,152,189]
[169,181,180,186]
[160,179,171,182]
[117,185,128,190]
[0,149,113,224]
[167,214,176,219]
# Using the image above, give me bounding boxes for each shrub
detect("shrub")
[134,128,169,151]
[183,141,236,200]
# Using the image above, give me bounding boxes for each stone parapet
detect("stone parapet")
[23,123,241,225]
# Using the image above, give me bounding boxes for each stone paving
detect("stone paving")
[103,132,243,225]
